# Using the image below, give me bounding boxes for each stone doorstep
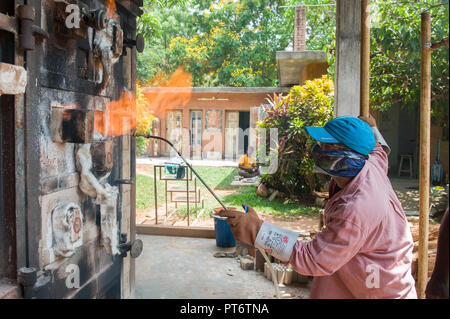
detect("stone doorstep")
[0,281,20,299]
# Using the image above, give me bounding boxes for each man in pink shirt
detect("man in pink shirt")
[218,115,417,299]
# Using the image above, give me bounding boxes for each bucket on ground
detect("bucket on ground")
[211,207,237,247]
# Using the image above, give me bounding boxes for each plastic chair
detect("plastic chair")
[398,155,414,178]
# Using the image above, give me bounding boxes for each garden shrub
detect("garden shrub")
[136,83,154,156]
[258,75,334,198]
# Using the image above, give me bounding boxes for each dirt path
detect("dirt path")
[390,177,448,213]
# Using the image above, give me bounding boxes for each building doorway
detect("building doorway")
[165,110,183,157]
[225,111,250,160]
[225,111,239,160]
[190,110,202,159]
[238,111,250,156]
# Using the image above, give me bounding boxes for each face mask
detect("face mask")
[311,144,368,177]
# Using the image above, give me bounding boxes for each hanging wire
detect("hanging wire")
[370,0,449,11]
[280,0,449,9]
[280,3,336,7]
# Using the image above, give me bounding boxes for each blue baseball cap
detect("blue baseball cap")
[305,116,375,156]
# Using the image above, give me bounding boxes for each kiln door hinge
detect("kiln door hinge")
[17,267,52,299]
[17,4,49,51]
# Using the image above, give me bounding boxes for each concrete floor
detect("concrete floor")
[135,235,311,299]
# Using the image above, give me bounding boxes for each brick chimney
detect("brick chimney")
[294,6,306,51]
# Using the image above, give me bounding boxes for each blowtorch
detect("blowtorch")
[137,134,281,298]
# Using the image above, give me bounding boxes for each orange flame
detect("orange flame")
[57,67,193,140]
[141,66,193,121]
[98,67,193,138]
[95,90,137,138]
[51,104,77,109]
[161,67,192,87]
[105,0,117,19]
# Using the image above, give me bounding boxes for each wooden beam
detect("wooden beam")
[360,0,370,117]
[431,37,449,50]
[418,11,432,299]
[136,224,216,239]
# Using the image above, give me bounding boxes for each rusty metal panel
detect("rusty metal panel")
[0,95,17,280]
[0,13,17,34]
[0,1,18,281]
[23,0,43,271]
[13,0,28,276]
[50,108,95,144]
[2,0,143,298]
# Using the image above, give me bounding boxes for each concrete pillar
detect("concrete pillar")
[294,6,306,51]
[334,0,361,117]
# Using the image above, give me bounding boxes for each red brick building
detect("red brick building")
[143,87,289,160]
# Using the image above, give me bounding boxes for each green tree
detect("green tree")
[369,0,449,127]
[137,0,192,83]
[138,0,294,86]
[137,0,448,127]
[282,1,448,126]
[137,0,336,85]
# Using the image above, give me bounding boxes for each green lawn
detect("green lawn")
[221,186,320,217]
[136,166,320,218]
[136,166,237,211]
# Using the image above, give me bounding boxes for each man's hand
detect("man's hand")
[358,114,377,128]
[216,205,263,247]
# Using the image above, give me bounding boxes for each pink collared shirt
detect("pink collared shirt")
[289,143,417,299]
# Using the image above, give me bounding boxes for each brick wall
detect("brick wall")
[143,89,287,158]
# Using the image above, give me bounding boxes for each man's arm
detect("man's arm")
[359,115,391,155]
[288,213,365,276]
[372,126,391,155]
[252,208,365,275]
[217,205,365,275]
